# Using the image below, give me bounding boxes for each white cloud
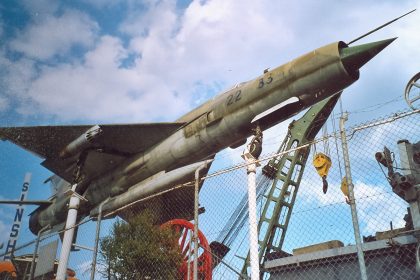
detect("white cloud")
[353,181,408,234]
[5,0,295,122]
[19,35,190,121]
[21,0,60,16]
[299,178,345,207]
[298,175,408,236]
[334,2,420,114]
[9,9,98,60]
[1,0,419,124]
[81,0,121,9]
[1,56,36,96]
[0,96,9,112]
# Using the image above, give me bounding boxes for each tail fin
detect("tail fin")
[44,175,72,198]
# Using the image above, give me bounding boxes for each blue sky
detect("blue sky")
[0,0,419,275]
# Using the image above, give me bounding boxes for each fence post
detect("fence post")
[90,200,107,280]
[29,225,50,280]
[194,162,208,280]
[340,112,368,280]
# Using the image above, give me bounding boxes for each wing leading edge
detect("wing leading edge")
[0,123,185,182]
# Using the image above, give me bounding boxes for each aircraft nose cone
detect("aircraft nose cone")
[340,38,397,74]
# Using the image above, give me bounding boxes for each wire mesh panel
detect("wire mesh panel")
[266,110,419,280]
[203,168,253,279]
[81,109,419,280]
[3,109,417,280]
[1,232,60,280]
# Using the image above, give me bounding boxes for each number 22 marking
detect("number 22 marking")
[227,90,242,106]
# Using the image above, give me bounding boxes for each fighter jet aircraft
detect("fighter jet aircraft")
[0,35,395,235]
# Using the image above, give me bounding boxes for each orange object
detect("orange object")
[67,268,78,279]
[162,219,212,280]
[0,261,17,278]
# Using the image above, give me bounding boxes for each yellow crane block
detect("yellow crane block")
[313,153,332,193]
[313,153,332,177]
[341,177,349,197]
[341,176,351,204]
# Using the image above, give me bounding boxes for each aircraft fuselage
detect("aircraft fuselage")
[30,39,395,233]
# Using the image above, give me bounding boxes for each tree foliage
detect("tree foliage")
[99,211,182,280]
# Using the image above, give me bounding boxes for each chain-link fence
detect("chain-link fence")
[1,109,419,280]
[264,110,419,280]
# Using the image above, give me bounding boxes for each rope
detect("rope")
[331,109,343,180]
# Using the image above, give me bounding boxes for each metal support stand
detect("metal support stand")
[340,113,368,280]
[242,129,262,280]
[245,157,260,280]
[194,162,208,280]
[56,185,81,280]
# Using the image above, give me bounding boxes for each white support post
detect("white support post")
[247,160,259,280]
[243,149,260,280]
[56,185,80,280]
[194,162,208,280]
